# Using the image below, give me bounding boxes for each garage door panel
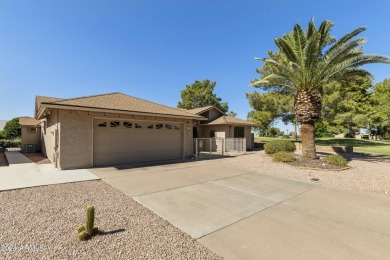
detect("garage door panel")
[94,142,109,154]
[93,119,183,166]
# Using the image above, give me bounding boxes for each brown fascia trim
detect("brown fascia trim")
[206,123,257,126]
[37,103,207,121]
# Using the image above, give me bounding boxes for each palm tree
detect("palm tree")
[251,19,390,159]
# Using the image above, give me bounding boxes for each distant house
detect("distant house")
[19,117,41,152]
[185,106,256,150]
[20,92,255,169]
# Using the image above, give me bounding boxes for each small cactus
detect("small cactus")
[85,205,95,235]
[77,225,85,234]
[77,205,99,241]
[78,231,90,241]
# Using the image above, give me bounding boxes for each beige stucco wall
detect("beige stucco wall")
[41,110,59,165]
[58,110,93,169]
[21,126,41,152]
[200,125,226,139]
[43,109,194,169]
[183,121,193,158]
[208,108,222,122]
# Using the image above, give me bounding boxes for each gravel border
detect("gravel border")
[222,150,390,197]
[0,153,8,167]
[0,181,222,259]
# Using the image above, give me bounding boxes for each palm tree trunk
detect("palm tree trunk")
[301,121,316,159]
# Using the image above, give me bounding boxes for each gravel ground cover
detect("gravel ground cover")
[0,181,221,260]
[20,152,51,164]
[0,153,8,167]
[222,150,390,197]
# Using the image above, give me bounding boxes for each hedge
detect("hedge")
[0,139,22,148]
[264,140,296,154]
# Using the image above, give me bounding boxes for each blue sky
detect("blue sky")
[1,0,389,132]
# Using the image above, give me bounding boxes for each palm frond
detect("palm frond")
[325,27,366,56]
[292,23,306,67]
[318,20,334,48]
[274,38,297,63]
[306,18,316,39]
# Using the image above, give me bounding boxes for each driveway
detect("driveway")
[90,160,390,259]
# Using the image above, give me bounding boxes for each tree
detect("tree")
[371,78,390,138]
[246,91,293,136]
[177,79,228,113]
[250,19,390,159]
[2,118,21,139]
[228,111,237,117]
[322,76,373,136]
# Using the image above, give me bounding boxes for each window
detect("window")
[156,124,163,129]
[124,122,132,128]
[174,125,180,130]
[135,123,142,128]
[28,127,37,133]
[97,122,107,127]
[165,124,172,130]
[209,129,215,138]
[147,124,154,129]
[110,121,120,127]
[234,127,245,138]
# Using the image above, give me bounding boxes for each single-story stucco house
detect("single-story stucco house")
[20,92,256,169]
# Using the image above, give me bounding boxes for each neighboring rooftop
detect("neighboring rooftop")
[36,92,205,120]
[19,117,41,126]
[186,106,215,115]
[205,115,257,126]
[0,120,8,131]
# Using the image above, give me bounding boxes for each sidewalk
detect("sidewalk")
[0,151,99,191]
[4,151,34,164]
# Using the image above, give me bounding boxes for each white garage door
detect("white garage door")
[93,119,183,166]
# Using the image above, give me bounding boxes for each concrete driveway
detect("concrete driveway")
[91,160,390,259]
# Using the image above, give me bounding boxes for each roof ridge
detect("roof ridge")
[115,93,204,118]
[36,95,63,99]
[48,92,121,104]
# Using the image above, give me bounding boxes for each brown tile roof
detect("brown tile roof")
[35,96,64,117]
[186,106,215,115]
[37,92,205,119]
[205,115,257,126]
[19,117,41,126]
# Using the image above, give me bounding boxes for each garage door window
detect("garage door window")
[174,125,180,130]
[165,124,172,130]
[124,122,132,128]
[156,124,163,129]
[97,122,107,127]
[147,124,154,129]
[110,121,120,127]
[135,123,142,128]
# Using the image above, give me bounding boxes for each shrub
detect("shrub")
[281,135,290,139]
[272,152,295,163]
[323,154,348,167]
[0,139,21,148]
[264,140,296,154]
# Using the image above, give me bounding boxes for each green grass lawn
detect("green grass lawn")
[255,137,390,157]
